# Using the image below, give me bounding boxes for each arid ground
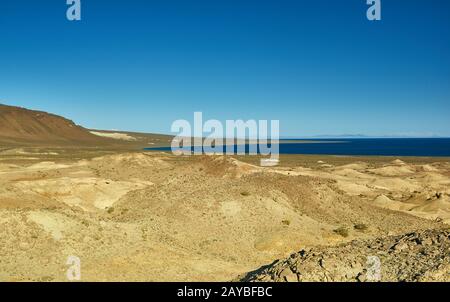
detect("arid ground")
[0,146,449,282]
[0,105,449,282]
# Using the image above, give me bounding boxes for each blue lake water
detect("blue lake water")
[145,138,450,157]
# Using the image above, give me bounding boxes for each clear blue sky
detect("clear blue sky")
[1,0,449,137]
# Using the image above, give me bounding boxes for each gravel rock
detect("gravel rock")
[237,229,450,282]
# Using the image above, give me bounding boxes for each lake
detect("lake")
[145,138,450,157]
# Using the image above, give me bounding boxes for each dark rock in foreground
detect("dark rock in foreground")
[238,229,450,282]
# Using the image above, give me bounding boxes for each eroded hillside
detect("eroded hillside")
[0,150,448,281]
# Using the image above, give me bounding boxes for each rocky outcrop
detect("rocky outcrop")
[238,229,450,282]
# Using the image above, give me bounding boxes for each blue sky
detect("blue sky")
[0,0,449,137]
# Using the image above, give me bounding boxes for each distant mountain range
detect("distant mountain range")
[308,134,369,138]
[282,134,447,139]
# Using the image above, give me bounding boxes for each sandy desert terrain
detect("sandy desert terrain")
[0,104,449,282]
[0,146,449,282]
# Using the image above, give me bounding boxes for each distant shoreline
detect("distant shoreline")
[145,138,450,158]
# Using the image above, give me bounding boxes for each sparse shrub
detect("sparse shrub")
[107,207,114,214]
[354,223,368,231]
[333,227,349,237]
[282,220,291,226]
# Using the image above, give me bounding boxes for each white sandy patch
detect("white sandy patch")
[391,159,406,166]
[27,161,70,170]
[0,149,59,156]
[27,211,73,240]
[373,194,450,224]
[332,168,370,179]
[0,161,74,175]
[336,162,369,170]
[90,131,137,141]
[0,164,20,172]
[91,153,171,168]
[373,195,416,211]
[220,201,242,217]
[369,165,415,177]
[337,181,373,196]
[369,178,421,192]
[14,177,152,210]
[421,164,440,172]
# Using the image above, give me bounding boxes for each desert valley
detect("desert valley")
[0,104,449,282]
